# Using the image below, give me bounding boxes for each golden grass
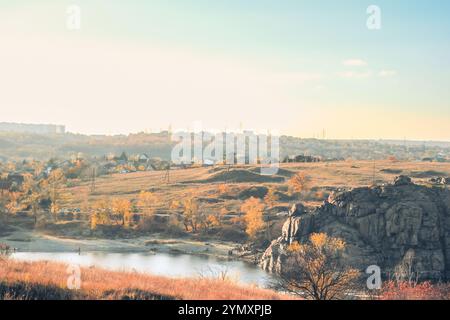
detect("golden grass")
[0,259,289,300]
[62,160,450,214]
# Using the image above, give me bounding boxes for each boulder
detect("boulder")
[429,176,450,185]
[261,176,450,281]
[394,175,413,186]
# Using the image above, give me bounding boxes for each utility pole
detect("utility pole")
[162,164,170,184]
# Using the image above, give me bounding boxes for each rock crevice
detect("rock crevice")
[261,176,450,281]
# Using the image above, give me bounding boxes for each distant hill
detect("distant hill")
[0,122,65,134]
[0,131,449,162]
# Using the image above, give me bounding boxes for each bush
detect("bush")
[0,281,79,300]
[136,214,187,237]
[217,225,247,242]
[379,281,449,300]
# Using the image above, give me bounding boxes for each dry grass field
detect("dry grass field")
[63,160,450,213]
[0,259,288,300]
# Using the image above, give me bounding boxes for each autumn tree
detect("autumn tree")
[136,191,159,230]
[137,191,158,217]
[90,199,111,230]
[217,184,230,195]
[240,197,265,239]
[111,198,133,227]
[288,172,311,196]
[46,169,69,221]
[264,187,278,208]
[5,162,16,172]
[167,199,183,229]
[22,174,47,225]
[32,161,45,177]
[5,192,24,218]
[278,233,360,300]
[169,200,181,211]
[217,207,228,226]
[182,197,200,232]
[205,213,219,229]
[0,192,9,222]
[204,208,228,229]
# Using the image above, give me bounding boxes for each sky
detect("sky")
[0,0,449,140]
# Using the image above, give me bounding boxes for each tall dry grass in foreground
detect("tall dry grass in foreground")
[0,259,288,300]
[378,280,450,300]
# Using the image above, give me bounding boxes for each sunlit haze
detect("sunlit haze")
[1,0,449,140]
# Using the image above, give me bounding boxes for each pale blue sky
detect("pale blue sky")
[0,0,449,140]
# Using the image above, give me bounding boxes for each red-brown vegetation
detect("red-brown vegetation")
[0,259,288,300]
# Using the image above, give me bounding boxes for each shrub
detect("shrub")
[0,281,78,300]
[277,233,360,300]
[379,281,449,300]
[217,225,247,242]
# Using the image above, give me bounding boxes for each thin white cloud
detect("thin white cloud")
[342,59,368,67]
[271,72,322,84]
[339,71,372,79]
[378,70,397,78]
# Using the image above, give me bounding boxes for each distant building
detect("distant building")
[283,155,321,163]
[0,122,65,134]
[7,173,25,186]
[136,154,150,163]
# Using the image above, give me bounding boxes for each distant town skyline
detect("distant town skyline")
[0,1,449,141]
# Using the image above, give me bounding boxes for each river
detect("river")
[11,251,276,288]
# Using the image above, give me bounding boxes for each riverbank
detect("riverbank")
[0,225,241,261]
[0,259,287,300]
[0,211,268,266]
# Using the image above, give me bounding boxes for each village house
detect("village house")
[7,173,25,186]
[283,154,321,163]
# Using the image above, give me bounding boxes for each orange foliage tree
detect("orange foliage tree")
[111,198,133,227]
[263,187,278,208]
[5,192,24,217]
[137,191,158,217]
[278,233,360,300]
[182,197,200,232]
[46,168,70,221]
[205,207,228,229]
[217,184,230,195]
[240,197,265,239]
[90,199,112,229]
[288,172,311,196]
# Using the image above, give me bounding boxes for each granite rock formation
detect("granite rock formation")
[261,176,450,280]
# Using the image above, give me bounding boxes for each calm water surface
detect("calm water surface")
[11,251,275,287]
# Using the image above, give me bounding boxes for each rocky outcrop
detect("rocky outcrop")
[429,176,450,185]
[261,176,450,281]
